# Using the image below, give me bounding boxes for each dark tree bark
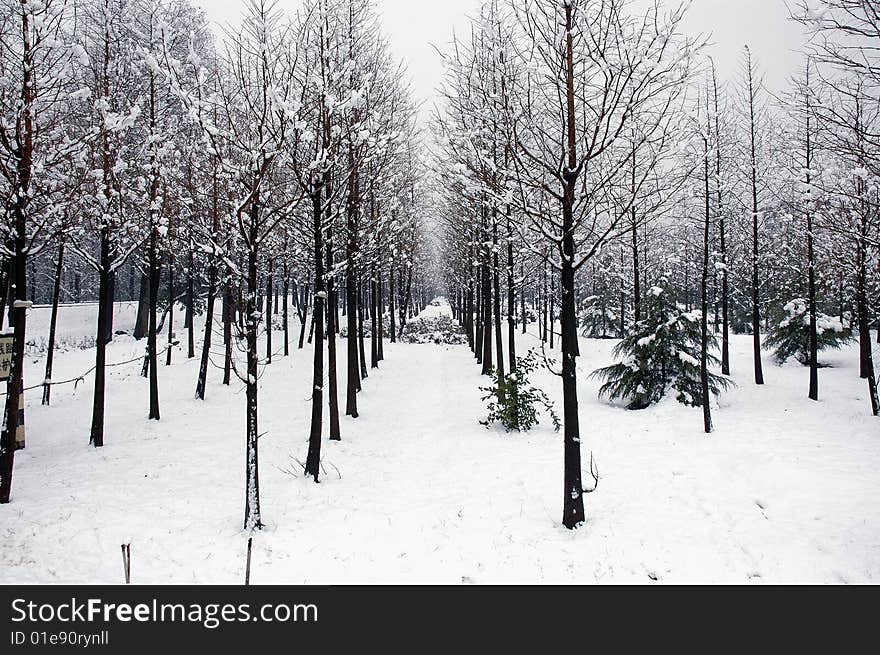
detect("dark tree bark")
[103,271,116,345]
[89,204,113,449]
[243,193,262,530]
[282,263,290,357]
[265,258,273,365]
[357,276,368,380]
[186,247,195,359]
[560,4,585,529]
[377,268,385,362]
[165,251,175,367]
[701,122,713,434]
[133,271,149,340]
[506,215,517,372]
[326,228,341,441]
[480,207,493,375]
[745,49,765,385]
[475,261,483,360]
[196,173,221,400]
[389,264,397,345]
[0,226,26,503]
[0,23,31,494]
[399,262,412,340]
[147,223,161,420]
[297,284,309,350]
[492,221,505,381]
[542,263,548,343]
[466,273,475,351]
[304,183,326,482]
[804,70,819,402]
[631,144,641,326]
[42,238,66,406]
[712,67,730,377]
[370,265,378,369]
[223,274,233,386]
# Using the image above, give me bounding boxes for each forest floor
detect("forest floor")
[1,298,878,583]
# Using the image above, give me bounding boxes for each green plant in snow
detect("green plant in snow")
[764,298,854,365]
[591,281,733,410]
[480,348,560,432]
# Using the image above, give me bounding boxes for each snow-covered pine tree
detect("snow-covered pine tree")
[765,299,853,366]
[592,280,732,410]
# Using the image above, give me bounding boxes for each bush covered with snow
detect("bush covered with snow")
[338,315,392,338]
[399,315,468,345]
[765,299,854,365]
[591,281,732,410]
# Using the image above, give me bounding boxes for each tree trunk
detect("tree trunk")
[389,265,397,345]
[89,217,112,448]
[377,269,385,361]
[701,128,713,433]
[195,259,217,400]
[165,252,175,367]
[283,264,290,357]
[223,275,233,386]
[42,238,66,406]
[326,231,341,441]
[746,52,764,385]
[475,265,483,361]
[357,276,368,381]
[370,265,378,369]
[304,187,325,482]
[631,144,641,326]
[0,155,29,501]
[298,284,309,350]
[561,5,585,529]
[147,226,160,419]
[399,264,412,340]
[857,224,879,415]
[480,209,493,375]
[133,271,149,340]
[186,247,195,359]
[805,79,818,402]
[491,219,504,384]
[265,258,273,365]
[507,216,517,371]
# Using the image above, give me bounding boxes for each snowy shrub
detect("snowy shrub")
[591,281,732,410]
[339,314,392,338]
[399,315,468,345]
[764,299,853,365]
[480,349,560,432]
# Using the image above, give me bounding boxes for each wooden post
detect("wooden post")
[245,537,253,586]
[121,544,131,584]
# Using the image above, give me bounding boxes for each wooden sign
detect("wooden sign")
[0,333,12,382]
[0,333,25,449]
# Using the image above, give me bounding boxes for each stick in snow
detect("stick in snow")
[121,544,131,584]
[245,537,253,586]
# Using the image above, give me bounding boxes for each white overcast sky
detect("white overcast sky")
[195,0,808,117]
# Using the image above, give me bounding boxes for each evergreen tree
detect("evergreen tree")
[765,299,853,366]
[592,281,732,410]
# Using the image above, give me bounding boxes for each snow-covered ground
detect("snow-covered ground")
[1,298,878,583]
